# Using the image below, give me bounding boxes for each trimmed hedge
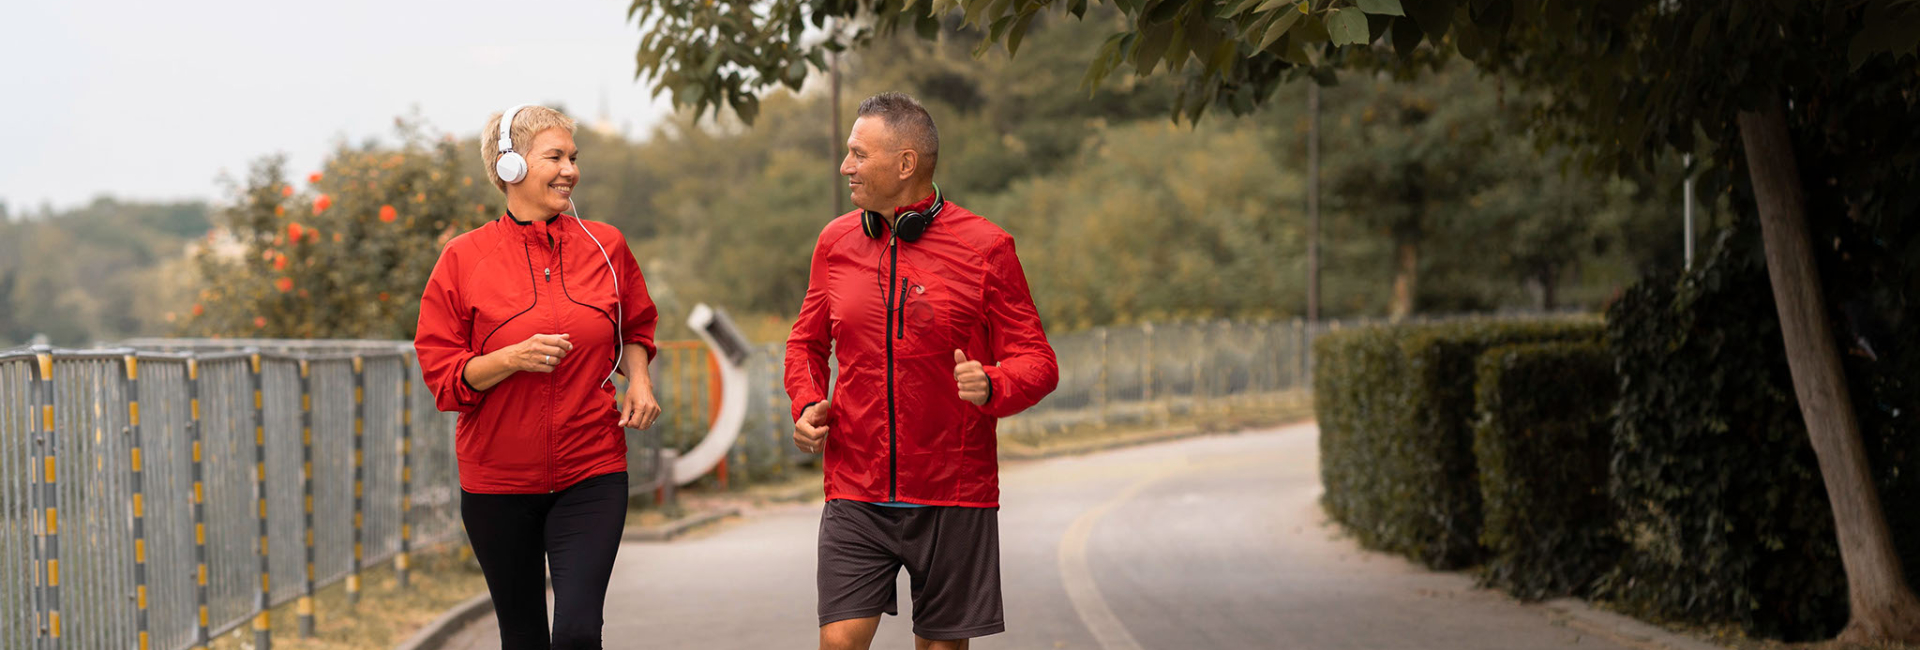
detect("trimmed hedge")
[1473,341,1618,600]
[1315,317,1602,569]
[1602,247,1920,640]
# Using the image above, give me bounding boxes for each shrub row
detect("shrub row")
[1314,317,1601,569]
[1472,341,1618,600]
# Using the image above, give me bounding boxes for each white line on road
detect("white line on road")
[1056,461,1184,650]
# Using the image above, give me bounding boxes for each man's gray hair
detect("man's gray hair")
[857,92,939,176]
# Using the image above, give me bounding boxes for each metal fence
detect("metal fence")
[995,319,1320,437]
[637,318,1329,488]
[0,340,466,650]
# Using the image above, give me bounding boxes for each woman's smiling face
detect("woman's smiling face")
[509,127,579,217]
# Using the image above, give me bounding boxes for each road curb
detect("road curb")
[1543,599,1729,650]
[999,426,1206,461]
[999,417,1314,461]
[392,591,493,650]
[755,482,823,504]
[623,506,741,542]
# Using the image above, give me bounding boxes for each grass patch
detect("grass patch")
[208,542,486,650]
[1000,390,1313,455]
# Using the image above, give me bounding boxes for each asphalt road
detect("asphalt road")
[441,422,1636,649]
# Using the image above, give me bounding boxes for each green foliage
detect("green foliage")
[1472,340,1617,601]
[628,0,1457,123]
[980,118,1314,329]
[183,120,501,339]
[1602,227,1920,639]
[0,198,210,346]
[1314,317,1601,569]
[643,23,1673,328]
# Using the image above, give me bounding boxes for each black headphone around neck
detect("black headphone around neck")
[861,184,945,243]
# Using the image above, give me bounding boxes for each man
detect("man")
[786,92,1059,650]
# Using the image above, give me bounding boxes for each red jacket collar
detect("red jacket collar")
[892,190,939,216]
[501,212,573,244]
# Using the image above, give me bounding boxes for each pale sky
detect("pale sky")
[0,0,677,214]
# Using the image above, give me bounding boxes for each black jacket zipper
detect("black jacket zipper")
[545,237,558,492]
[886,234,900,501]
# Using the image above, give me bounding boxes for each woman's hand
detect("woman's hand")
[507,333,573,373]
[462,333,573,391]
[620,383,662,430]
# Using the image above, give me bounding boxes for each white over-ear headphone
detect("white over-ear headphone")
[496,104,531,184]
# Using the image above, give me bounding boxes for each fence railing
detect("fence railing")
[996,319,1322,437]
[637,318,1332,488]
[0,341,456,650]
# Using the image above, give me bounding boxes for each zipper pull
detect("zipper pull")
[545,268,551,282]
[897,278,909,340]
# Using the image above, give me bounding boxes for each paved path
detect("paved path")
[442,422,1636,649]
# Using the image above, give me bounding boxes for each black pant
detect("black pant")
[461,472,629,650]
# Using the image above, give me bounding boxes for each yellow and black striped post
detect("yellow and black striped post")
[125,355,150,650]
[346,356,365,605]
[297,359,316,638]
[35,349,61,649]
[248,354,272,650]
[24,351,44,650]
[187,359,211,649]
[395,354,413,588]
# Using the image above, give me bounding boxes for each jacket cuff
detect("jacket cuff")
[980,365,1012,417]
[792,395,824,423]
[450,353,486,407]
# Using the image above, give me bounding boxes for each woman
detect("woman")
[414,104,661,649]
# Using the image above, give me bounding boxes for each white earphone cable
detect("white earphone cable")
[569,198,624,387]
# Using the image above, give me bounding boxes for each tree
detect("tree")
[0,198,211,346]
[1319,62,1501,318]
[185,119,501,339]
[627,0,1920,640]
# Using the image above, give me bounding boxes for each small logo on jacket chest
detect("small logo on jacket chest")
[906,287,936,329]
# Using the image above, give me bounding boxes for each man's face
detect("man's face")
[840,117,902,212]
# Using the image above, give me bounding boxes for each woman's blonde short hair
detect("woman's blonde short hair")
[480,106,577,194]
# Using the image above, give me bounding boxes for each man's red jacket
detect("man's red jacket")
[785,196,1058,507]
[415,214,657,494]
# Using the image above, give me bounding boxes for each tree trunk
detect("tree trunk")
[1737,100,1920,643]
[1389,240,1417,321]
[1534,265,1559,312]
[830,46,844,217]
[1306,83,1321,324]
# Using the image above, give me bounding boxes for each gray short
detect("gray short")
[816,499,1005,640]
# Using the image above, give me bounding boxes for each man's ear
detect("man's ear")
[897,149,919,181]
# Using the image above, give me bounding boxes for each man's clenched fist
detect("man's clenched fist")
[794,399,832,454]
[954,350,989,406]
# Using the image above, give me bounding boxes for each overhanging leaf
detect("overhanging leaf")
[1260,10,1304,50]
[1328,8,1370,45]
[1134,22,1177,73]
[1405,0,1454,42]
[1356,0,1404,16]
[1248,0,1290,15]
[1145,0,1184,24]
[1007,12,1037,56]
[1390,16,1422,57]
